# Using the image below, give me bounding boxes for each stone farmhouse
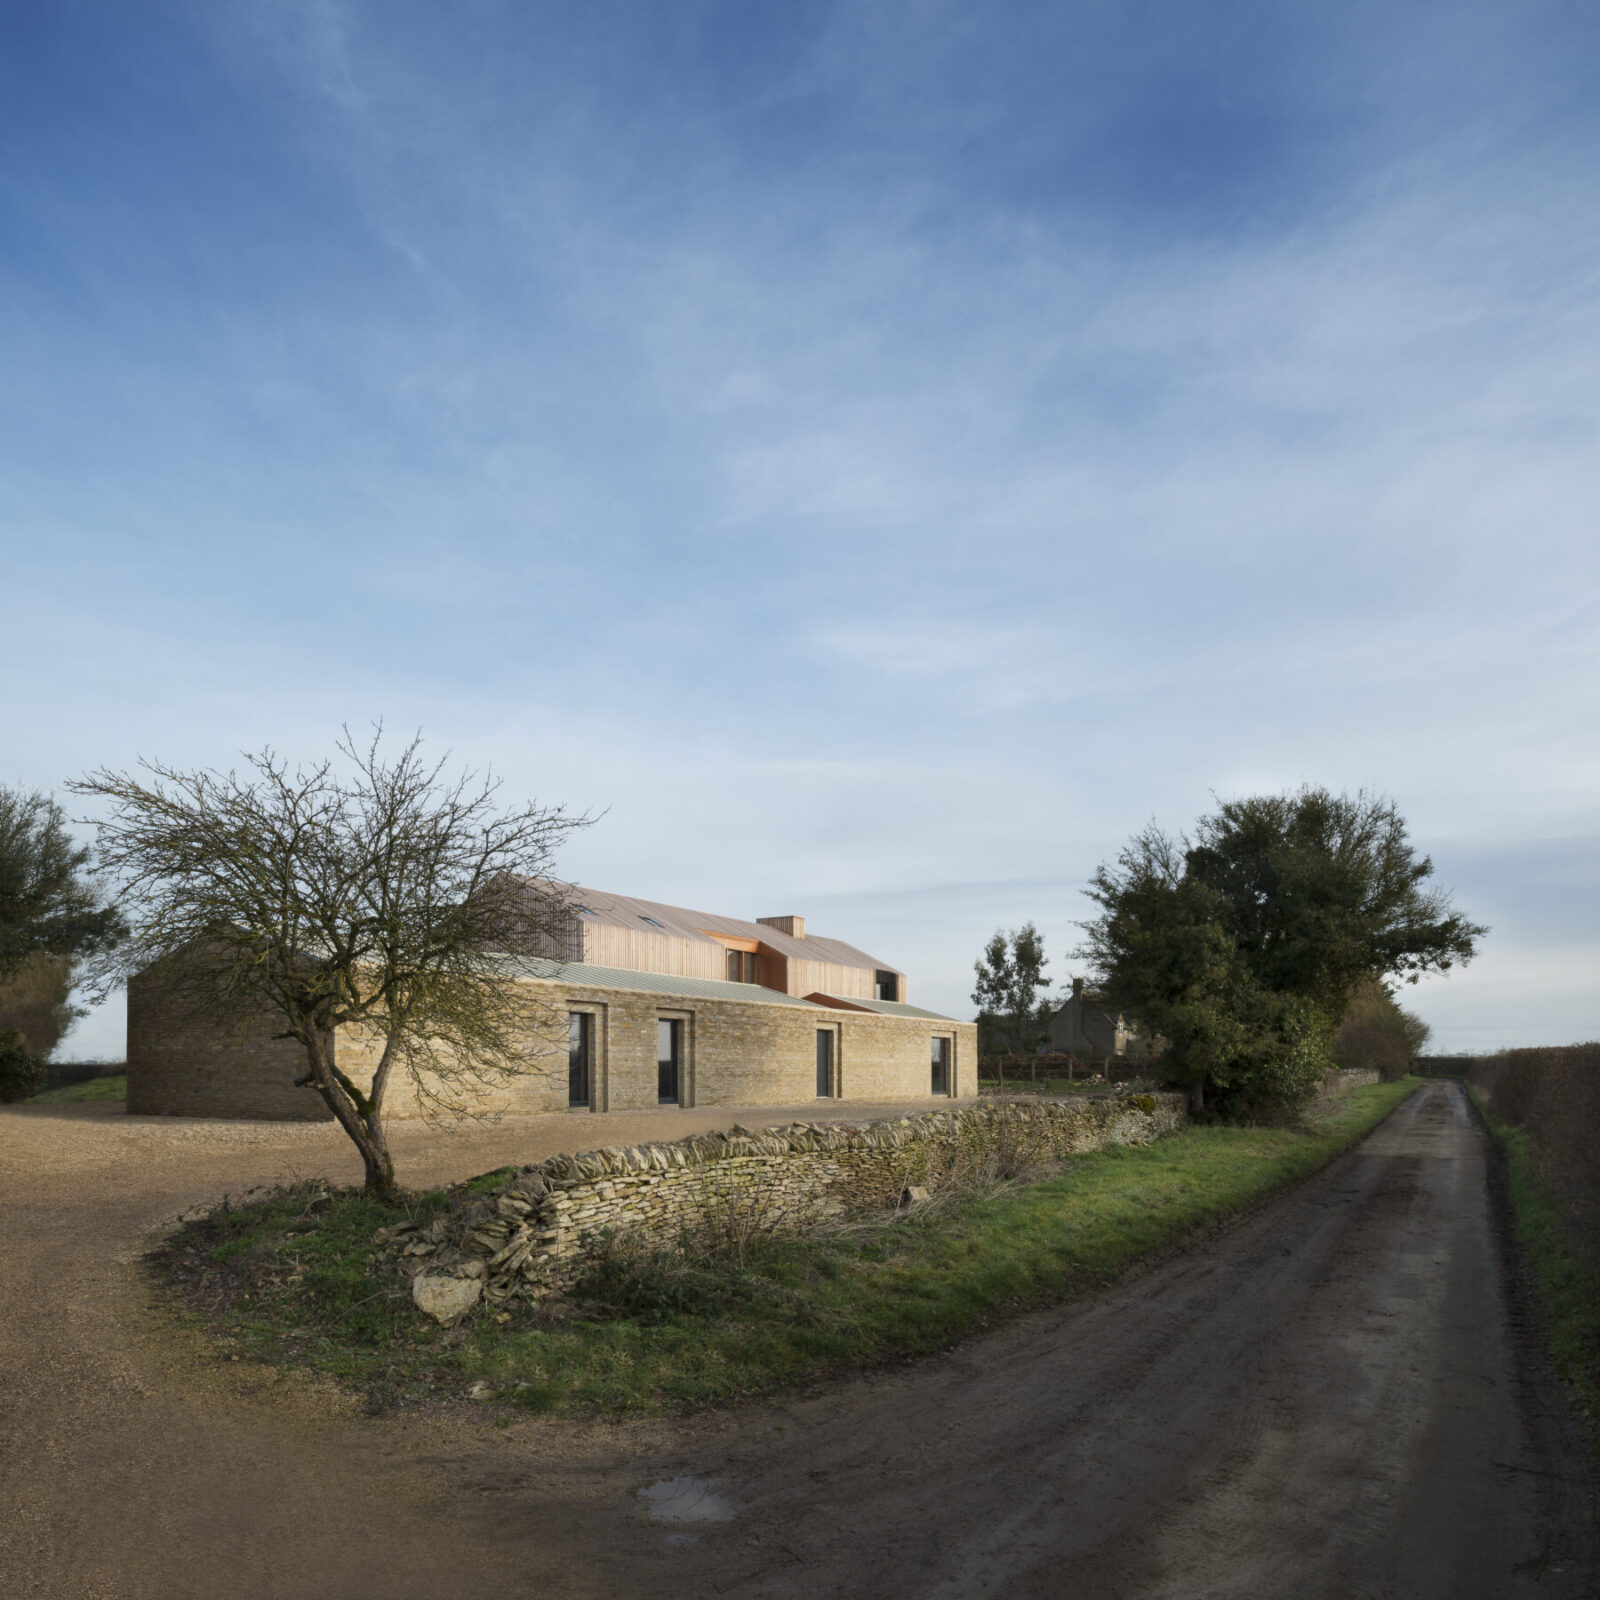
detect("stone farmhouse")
[127,882,977,1120]
[1048,978,1145,1064]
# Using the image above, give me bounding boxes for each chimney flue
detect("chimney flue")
[757,915,805,939]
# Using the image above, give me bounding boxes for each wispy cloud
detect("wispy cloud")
[3,0,1597,1051]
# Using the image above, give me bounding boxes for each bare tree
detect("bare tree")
[72,728,589,1199]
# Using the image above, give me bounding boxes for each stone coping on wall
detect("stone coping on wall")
[386,1092,1187,1320]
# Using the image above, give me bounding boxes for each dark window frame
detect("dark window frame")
[931,1035,952,1096]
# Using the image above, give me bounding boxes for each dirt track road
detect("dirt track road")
[1,1080,1593,1598]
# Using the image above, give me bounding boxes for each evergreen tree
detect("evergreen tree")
[972,923,1050,1057]
[0,787,124,980]
[1081,790,1481,1114]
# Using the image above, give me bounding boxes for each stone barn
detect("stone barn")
[127,883,977,1120]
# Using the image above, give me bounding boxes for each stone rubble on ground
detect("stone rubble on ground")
[410,1272,483,1324]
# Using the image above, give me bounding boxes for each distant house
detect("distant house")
[1049,978,1143,1062]
[128,881,975,1120]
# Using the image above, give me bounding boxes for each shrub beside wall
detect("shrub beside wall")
[385,1094,1186,1310]
[0,1031,43,1103]
[1331,979,1431,1081]
[35,1059,126,1093]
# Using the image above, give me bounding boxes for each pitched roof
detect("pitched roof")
[812,996,954,1021]
[534,880,900,974]
[486,955,965,1015]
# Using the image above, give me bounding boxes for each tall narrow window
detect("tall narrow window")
[658,1018,682,1105]
[875,970,899,1002]
[931,1036,951,1096]
[816,1029,835,1098]
[568,1012,592,1109]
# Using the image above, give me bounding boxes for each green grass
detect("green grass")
[26,1072,127,1104]
[1467,1087,1600,1438]
[155,1078,1418,1417]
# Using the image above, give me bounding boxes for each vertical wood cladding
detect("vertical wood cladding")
[576,922,726,980]
[510,883,905,1003]
[128,973,975,1120]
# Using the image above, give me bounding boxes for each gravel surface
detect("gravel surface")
[1,1081,1592,1598]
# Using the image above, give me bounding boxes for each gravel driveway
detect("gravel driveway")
[1,1081,1592,1598]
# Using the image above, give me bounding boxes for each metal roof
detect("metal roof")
[815,996,957,1021]
[518,878,902,975]
[488,955,835,1009]
[485,955,958,1019]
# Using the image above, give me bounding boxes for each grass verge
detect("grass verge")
[26,1072,127,1104]
[152,1078,1417,1418]
[1467,1087,1600,1440]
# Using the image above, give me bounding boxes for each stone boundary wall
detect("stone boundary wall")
[1323,1067,1381,1094]
[389,1093,1187,1317]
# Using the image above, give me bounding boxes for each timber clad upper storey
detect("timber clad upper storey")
[516,882,906,1006]
[126,881,973,1120]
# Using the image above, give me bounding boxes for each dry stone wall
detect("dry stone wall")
[1323,1067,1381,1094]
[391,1093,1186,1316]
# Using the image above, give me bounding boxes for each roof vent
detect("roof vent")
[757,915,805,939]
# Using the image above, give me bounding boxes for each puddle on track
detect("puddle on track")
[636,1476,735,1524]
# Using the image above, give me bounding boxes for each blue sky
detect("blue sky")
[3,0,1597,1056]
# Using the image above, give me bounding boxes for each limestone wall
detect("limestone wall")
[389,1093,1188,1307]
[133,967,977,1120]
[1322,1067,1381,1094]
[126,970,331,1121]
[367,975,978,1116]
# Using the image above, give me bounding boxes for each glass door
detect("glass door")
[816,1029,834,1097]
[931,1036,951,1096]
[568,1012,592,1108]
[657,1018,682,1105]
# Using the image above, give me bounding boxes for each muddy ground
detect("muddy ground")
[0,1081,1592,1598]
